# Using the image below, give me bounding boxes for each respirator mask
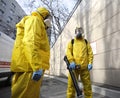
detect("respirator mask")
[44,16,52,29]
[75,28,83,39]
[75,31,82,39]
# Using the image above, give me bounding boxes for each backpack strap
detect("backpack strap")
[84,39,88,44]
[71,39,74,56]
[71,39,74,45]
[84,39,88,54]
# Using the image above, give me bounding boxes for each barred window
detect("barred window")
[12,3,16,8]
[1,0,6,6]
[10,9,14,14]
[0,9,4,15]
[7,16,13,23]
[8,16,13,21]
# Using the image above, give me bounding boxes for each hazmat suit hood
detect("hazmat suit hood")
[32,7,50,19]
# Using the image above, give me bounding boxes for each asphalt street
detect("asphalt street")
[0,76,110,98]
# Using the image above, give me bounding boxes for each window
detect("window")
[7,20,10,23]
[12,3,16,8]
[8,16,13,21]
[7,16,13,23]
[1,0,6,6]
[17,16,21,20]
[10,9,14,14]
[0,9,4,15]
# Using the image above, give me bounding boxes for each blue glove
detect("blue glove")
[69,62,76,69]
[32,69,43,81]
[88,64,92,71]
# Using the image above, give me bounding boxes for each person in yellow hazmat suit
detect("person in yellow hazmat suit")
[66,27,93,98]
[10,7,51,98]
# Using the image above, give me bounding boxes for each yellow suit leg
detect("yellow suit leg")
[11,72,44,98]
[80,70,92,98]
[66,70,79,98]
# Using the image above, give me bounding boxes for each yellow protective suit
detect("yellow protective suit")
[66,38,93,98]
[10,7,50,98]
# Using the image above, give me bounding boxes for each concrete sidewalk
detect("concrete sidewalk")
[41,75,119,98]
[52,76,120,98]
[0,75,119,98]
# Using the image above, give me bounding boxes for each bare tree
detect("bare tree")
[22,0,78,47]
[41,0,69,46]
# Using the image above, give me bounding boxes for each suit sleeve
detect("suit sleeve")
[87,42,94,64]
[23,17,45,71]
[66,41,74,63]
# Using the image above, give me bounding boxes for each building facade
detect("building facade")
[0,0,26,39]
[50,0,120,88]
